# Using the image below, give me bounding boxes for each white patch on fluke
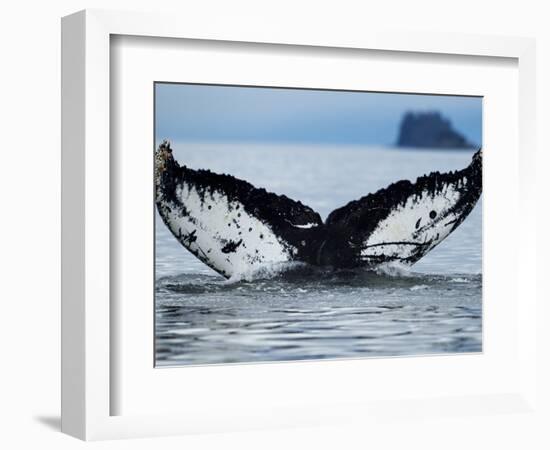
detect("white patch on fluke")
[291,222,319,229]
[161,183,293,278]
[362,184,461,262]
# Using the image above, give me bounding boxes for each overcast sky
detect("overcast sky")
[155,83,482,147]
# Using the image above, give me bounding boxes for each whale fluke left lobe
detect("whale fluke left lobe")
[155,141,323,278]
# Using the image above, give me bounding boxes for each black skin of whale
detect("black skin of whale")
[156,141,482,275]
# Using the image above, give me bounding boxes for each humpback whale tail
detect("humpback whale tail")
[156,141,482,279]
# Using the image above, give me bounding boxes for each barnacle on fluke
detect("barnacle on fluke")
[155,140,482,279]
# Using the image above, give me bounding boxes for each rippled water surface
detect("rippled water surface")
[155,143,482,366]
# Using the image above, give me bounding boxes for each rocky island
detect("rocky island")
[396,111,476,149]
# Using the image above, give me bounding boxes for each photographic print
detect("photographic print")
[154,83,482,367]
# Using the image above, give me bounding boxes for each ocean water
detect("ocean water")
[155,142,482,366]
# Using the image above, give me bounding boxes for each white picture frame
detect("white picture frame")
[61,9,537,441]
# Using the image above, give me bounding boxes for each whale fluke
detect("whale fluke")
[156,141,482,278]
